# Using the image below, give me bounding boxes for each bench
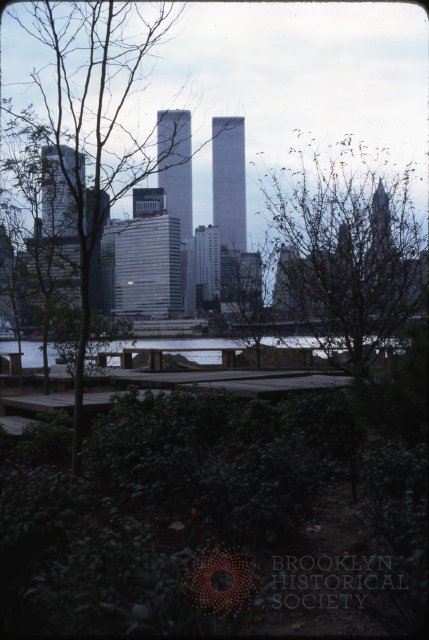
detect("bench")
[0,352,23,376]
[121,347,239,371]
[95,352,126,367]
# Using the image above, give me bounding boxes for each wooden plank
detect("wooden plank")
[177,375,352,398]
[0,389,171,419]
[0,415,41,436]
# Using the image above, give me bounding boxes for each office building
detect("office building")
[133,188,166,219]
[157,110,193,238]
[103,213,183,317]
[212,117,247,252]
[195,225,220,309]
[100,219,128,316]
[181,236,196,314]
[41,145,85,237]
[272,245,300,318]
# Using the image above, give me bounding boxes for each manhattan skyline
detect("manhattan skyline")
[1,2,427,247]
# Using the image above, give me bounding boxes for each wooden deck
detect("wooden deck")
[177,374,353,398]
[0,415,41,436]
[0,389,168,421]
[0,370,352,424]
[107,368,313,388]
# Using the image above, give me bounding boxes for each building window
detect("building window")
[135,201,160,212]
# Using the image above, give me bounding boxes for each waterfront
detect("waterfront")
[0,336,327,368]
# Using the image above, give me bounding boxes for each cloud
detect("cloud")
[1,0,427,241]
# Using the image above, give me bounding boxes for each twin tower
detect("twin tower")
[156,110,247,252]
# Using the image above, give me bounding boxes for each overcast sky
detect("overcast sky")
[1,1,427,247]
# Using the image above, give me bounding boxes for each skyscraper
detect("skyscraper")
[106,213,183,317]
[41,145,85,237]
[212,117,247,252]
[195,224,221,307]
[157,110,193,239]
[371,178,392,249]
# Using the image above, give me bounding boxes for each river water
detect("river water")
[1,336,323,368]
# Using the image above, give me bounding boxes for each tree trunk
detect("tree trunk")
[71,248,91,477]
[71,307,89,477]
[11,296,24,392]
[256,342,262,371]
[42,325,50,395]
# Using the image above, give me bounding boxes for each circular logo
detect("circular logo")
[183,541,259,618]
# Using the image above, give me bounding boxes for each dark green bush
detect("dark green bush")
[361,441,427,630]
[277,388,362,459]
[0,462,217,636]
[198,435,321,545]
[229,398,282,443]
[360,324,428,445]
[14,410,73,467]
[84,388,323,545]
[0,424,15,464]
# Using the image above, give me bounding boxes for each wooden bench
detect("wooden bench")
[121,347,239,371]
[0,352,23,376]
[95,352,125,367]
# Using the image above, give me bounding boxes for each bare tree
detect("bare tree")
[2,1,234,475]
[220,239,277,370]
[1,117,80,395]
[260,132,427,501]
[0,202,28,390]
[261,131,426,384]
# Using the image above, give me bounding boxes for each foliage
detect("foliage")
[14,411,73,467]
[0,424,16,464]
[84,388,322,545]
[277,388,363,460]
[362,322,428,444]
[198,435,320,545]
[361,441,427,630]
[1,382,427,634]
[0,463,213,636]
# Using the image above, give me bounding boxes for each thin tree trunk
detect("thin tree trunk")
[71,253,91,477]
[71,311,88,477]
[256,342,262,371]
[42,325,50,395]
[11,296,24,391]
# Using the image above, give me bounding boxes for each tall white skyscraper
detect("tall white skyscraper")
[41,145,85,237]
[157,110,193,239]
[181,236,196,314]
[212,117,247,252]
[195,224,221,303]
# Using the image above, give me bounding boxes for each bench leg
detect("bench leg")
[122,352,133,369]
[97,354,107,367]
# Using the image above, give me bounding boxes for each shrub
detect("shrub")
[0,424,15,464]
[198,435,321,545]
[0,463,216,636]
[14,410,73,467]
[83,388,324,545]
[360,324,428,445]
[229,399,282,443]
[361,442,427,630]
[277,388,362,459]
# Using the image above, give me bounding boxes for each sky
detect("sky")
[1,1,428,248]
